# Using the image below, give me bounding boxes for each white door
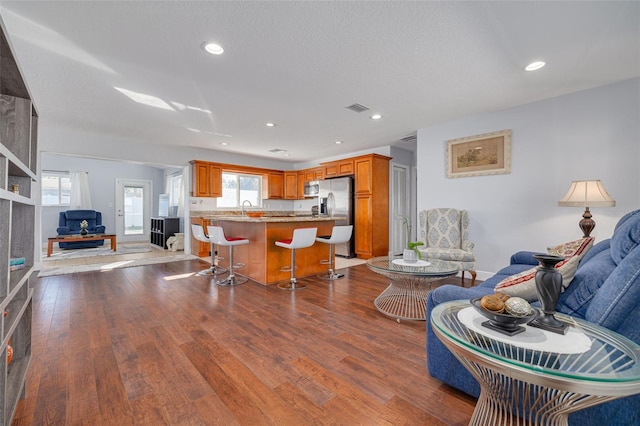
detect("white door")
[115,179,152,243]
[391,164,410,256]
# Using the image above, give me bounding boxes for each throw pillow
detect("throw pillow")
[547,237,594,261]
[495,256,580,302]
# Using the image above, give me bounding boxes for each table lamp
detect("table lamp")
[558,180,615,237]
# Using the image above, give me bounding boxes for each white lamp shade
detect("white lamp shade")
[558,180,616,208]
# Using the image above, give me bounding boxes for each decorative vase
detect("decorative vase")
[402,249,418,263]
[80,228,88,235]
[529,254,568,334]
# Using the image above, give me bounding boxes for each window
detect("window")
[168,173,182,209]
[42,171,71,206]
[218,172,262,208]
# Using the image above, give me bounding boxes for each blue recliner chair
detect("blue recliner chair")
[426,209,640,425]
[57,210,106,249]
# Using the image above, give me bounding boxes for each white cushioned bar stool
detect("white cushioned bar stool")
[316,225,353,280]
[191,224,228,276]
[275,227,317,290]
[207,225,250,286]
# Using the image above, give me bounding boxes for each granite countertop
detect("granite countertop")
[209,215,336,223]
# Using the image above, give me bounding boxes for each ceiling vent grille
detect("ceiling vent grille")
[400,134,417,143]
[345,103,370,113]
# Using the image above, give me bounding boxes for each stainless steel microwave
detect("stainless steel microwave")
[303,180,320,197]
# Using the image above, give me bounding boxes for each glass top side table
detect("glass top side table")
[431,300,640,425]
[366,256,458,321]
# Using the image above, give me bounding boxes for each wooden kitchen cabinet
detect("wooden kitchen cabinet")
[321,158,354,178]
[297,171,306,199]
[353,154,391,258]
[263,171,284,199]
[303,167,324,183]
[190,161,222,197]
[190,217,211,258]
[284,171,298,199]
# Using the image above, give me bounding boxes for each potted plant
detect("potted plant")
[399,215,424,260]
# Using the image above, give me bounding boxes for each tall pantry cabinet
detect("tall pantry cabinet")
[0,18,36,425]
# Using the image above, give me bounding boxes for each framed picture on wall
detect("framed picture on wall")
[446,129,512,178]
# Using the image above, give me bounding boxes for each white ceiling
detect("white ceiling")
[1,1,639,163]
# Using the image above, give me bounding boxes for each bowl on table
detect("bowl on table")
[470,297,538,336]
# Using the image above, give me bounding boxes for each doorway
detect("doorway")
[391,164,410,256]
[115,179,152,243]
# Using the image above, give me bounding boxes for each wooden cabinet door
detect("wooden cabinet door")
[193,162,210,197]
[284,171,298,199]
[354,194,373,258]
[191,161,222,197]
[313,167,324,180]
[337,159,354,176]
[208,164,222,197]
[354,157,373,194]
[297,171,306,199]
[264,171,284,199]
[190,217,210,258]
[323,161,339,178]
[304,169,315,182]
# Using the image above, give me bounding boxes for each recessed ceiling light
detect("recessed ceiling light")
[220,142,228,146]
[202,42,224,55]
[266,122,276,127]
[370,114,382,120]
[335,140,343,144]
[525,61,546,71]
[283,153,291,157]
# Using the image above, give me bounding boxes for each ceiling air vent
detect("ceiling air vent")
[268,148,287,154]
[400,134,417,143]
[345,103,370,113]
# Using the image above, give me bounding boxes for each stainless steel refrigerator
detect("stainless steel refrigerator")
[318,176,355,258]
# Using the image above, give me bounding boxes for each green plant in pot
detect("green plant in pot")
[399,214,424,260]
[408,241,424,260]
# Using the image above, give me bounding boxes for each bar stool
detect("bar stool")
[275,227,317,290]
[316,225,353,280]
[191,224,227,276]
[207,225,250,286]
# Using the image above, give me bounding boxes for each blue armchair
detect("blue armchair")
[57,210,106,249]
[426,209,640,425]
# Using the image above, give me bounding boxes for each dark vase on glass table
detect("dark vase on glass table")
[529,254,568,334]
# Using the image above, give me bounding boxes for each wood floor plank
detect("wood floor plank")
[13,260,475,425]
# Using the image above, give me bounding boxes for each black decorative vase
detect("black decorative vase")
[80,228,88,235]
[529,254,568,334]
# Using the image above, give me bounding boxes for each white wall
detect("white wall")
[417,78,640,279]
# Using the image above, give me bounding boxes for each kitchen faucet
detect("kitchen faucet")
[241,200,252,215]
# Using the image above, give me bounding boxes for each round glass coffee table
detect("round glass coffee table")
[431,300,640,425]
[366,256,458,321]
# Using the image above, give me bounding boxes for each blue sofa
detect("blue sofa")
[57,210,106,249]
[426,209,640,425]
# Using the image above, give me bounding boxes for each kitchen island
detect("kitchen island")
[197,215,336,286]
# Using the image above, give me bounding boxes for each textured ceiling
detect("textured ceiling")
[1,1,639,163]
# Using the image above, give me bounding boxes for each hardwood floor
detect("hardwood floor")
[13,260,476,425]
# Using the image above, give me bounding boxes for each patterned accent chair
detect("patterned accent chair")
[418,208,476,286]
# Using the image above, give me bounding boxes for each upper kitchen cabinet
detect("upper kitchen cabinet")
[321,158,354,179]
[354,154,390,194]
[263,171,284,199]
[190,161,222,197]
[283,171,298,200]
[303,167,323,183]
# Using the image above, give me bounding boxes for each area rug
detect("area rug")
[44,244,152,261]
[37,253,198,277]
